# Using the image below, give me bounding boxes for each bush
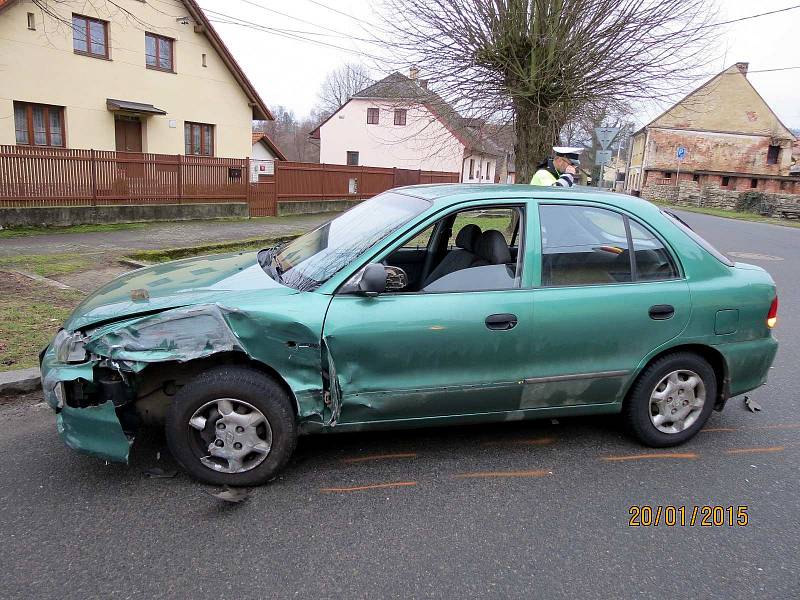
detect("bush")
[735,192,774,215]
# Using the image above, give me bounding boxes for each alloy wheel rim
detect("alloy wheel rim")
[188,398,272,473]
[648,369,706,434]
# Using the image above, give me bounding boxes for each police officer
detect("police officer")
[530,146,583,187]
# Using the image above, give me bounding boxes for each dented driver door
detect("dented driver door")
[321,288,535,425]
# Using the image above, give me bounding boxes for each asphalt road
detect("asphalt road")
[1,210,798,599]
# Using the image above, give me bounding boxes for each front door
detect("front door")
[524,202,691,408]
[322,203,534,425]
[114,117,142,152]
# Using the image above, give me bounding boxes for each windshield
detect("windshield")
[662,210,734,267]
[264,192,431,291]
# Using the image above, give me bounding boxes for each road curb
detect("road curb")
[0,367,41,395]
[13,269,74,290]
[118,258,151,269]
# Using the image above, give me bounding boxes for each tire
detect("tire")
[623,352,717,447]
[165,366,297,486]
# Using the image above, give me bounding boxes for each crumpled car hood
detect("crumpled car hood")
[66,252,295,331]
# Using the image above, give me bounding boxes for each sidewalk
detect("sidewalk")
[0,213,335,257]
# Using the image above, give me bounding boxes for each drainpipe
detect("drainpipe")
[642,128,651,193]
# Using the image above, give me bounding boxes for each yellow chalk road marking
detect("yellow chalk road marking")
[341,452,417,464]
[725,446,784,455]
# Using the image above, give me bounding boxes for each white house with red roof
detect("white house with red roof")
[309,70,504,183]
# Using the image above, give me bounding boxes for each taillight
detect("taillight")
[767,295,778,328]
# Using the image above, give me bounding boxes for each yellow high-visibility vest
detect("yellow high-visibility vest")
[530,169,558,186]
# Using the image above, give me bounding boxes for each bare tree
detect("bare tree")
[317,63,374,116]
[255,106,321,162]
[375,0,718,182]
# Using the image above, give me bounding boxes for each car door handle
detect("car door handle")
[485,313,518,330]
[649,304,675,320]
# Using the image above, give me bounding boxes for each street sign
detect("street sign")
[677,146,687,160]
[595,150,613,166]
[595,127,620,150]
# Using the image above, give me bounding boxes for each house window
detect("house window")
[72,14,108,59]
[767,145,780,165]
[692,173,700,182]
[469,158,475,180]
[27,12,35,30]
[721,176,730,187]
[750,178,758,189]
[14,101,65,147]
[367,108,379,125]
[780,180,790,191]
[145,32,174,71]
[202,53,207,67]
[663,172,672,179]
[394,109,407,126]
[486,162,491,179]
[346,151,359,166]
[184,122,213,156]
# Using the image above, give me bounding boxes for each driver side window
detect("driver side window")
[383,205,525,293]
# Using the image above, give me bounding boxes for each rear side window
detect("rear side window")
[540,205,632,286]
[661,210,734,267]
[628,219,679,280]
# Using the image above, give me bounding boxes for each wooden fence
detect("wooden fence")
[248,162,461,217]
[0,146,461,217]
[0,145,248,207]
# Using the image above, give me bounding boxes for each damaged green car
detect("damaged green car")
[41,185,779,485]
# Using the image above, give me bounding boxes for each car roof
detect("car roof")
[392,183,660,216]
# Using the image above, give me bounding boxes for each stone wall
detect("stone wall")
[642,180,800,216]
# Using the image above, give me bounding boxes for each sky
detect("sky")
[199,0,800,130]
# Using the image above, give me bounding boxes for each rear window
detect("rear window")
[662,210,734,267]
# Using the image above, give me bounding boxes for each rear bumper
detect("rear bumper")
[715,336,778,398]
[40,345,132,463]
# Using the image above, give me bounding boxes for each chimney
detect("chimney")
[735,62,749,76]
[409,65,419,80]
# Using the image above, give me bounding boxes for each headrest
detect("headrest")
[455,224,481,252]
[476,230,511,264]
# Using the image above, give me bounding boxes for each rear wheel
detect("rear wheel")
[624,352,717,447]
[165,366,297,486]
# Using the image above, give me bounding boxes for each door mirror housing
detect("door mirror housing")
[340,263,387,296]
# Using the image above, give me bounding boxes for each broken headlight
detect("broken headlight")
[53,329,88,363]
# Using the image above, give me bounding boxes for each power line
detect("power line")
[205,9,384,61]
[747,66,800,74]
[302,0,375,26]
[230,0,367,39]
[695,4,800,30]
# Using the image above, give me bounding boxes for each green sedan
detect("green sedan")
[40,185,779,485]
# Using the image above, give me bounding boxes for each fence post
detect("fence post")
[321,163,325,200]
[177,154,183,203]
[90,149,98,206]
[393,167,397,188]
[245,156,251,217]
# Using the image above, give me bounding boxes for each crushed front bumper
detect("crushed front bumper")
[41,346,132,463]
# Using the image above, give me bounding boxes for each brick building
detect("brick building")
[625,63,798,204]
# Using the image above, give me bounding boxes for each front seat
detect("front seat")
[423,224,482,286]
[473,229,512,266]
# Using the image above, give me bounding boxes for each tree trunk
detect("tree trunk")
[513,100,561,184]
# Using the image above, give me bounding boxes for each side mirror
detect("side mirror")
[358,263,387,296]
[340,263,387,296]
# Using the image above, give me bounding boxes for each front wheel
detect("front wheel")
[623,352,717,447]
[165,366,297,486]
